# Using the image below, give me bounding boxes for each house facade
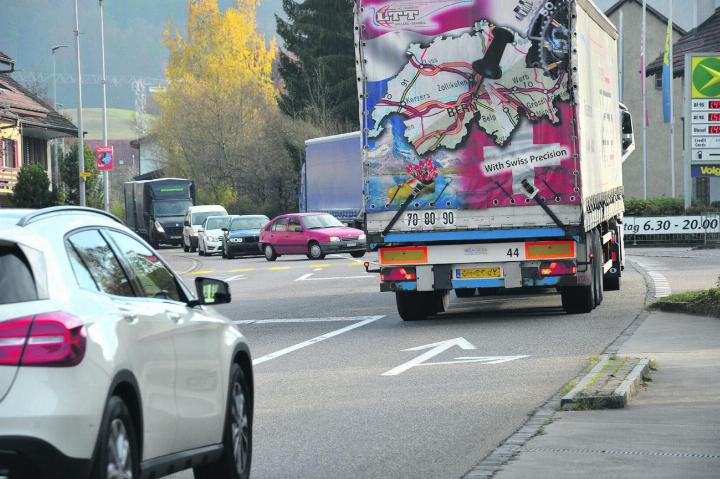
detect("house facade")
[0,50,77,206]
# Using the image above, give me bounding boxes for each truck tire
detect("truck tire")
[455,288,475,298]
[396,291,435,321]
[434,290,450,313]
[561,285,594,314]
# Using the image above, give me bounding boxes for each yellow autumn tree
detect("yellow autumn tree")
[155,0,311,214]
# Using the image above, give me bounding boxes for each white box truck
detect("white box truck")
[355,0,635,320]
[301,131,363,227]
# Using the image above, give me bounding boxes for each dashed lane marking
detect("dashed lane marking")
[230,268,254,273]
[251,316,384,365]
[269,266,291,271]
[309,263,331,268]
[187,270,214,275]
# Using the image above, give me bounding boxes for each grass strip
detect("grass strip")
[649,288,720,318]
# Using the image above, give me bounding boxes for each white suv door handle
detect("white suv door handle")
[166,311,182,322]
[118,308,138,322]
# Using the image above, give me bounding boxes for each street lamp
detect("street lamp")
[73,0,85,207]
[51,44,67,108]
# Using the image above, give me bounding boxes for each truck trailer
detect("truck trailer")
[355,0,635,320]
[301,131,364,227]
[123,178,195,248]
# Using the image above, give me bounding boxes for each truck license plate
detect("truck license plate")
[457,267,502,279]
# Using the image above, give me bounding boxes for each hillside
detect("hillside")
[61,108,153,141]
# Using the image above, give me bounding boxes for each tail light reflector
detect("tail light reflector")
[380,267,417,282]
[539,261,577,277]
[0,312,86,367]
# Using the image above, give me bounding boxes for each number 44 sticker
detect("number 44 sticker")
[506,248,520,258]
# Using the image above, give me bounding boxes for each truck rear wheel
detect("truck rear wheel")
[561,285,594,314]
[396,291,436,321]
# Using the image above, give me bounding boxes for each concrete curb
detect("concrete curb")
[561,357,650,409]
[560,355,610,407]
[614,359,650,407]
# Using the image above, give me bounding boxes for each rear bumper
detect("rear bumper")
[0,436,92,479]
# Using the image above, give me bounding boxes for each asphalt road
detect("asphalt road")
[161,246,650,479]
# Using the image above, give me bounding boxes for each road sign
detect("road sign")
[79,171,92,179]
[688,54,720,167]
[382,337,528,376]
[95,145,114,171]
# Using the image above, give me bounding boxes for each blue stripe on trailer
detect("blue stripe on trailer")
[452,276,562,289]
[452,279,504,289]
[384,228,566,243]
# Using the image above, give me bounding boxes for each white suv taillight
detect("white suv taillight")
[0,312,86,367]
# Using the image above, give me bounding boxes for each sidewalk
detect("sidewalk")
[491,311,720,479]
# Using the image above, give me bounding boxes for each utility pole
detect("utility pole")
[73,0,86,206]
[51,45,67,108]
[100,0,110,212]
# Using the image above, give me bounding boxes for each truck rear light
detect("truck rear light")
[0,312,86,367]
[380,267,417,282]
[612,251,617,261]
[539,261,577,277]
[525,241,575,260]
[379,246,428,265]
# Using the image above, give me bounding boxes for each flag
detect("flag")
[662,17,672,123]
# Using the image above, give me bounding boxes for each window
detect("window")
[66,230,134,297]
[67,244,100,292]
[301,214,344,230]
[205,216,230,230]
[0,245,38,305]
[191,210,226,226]
[231,216,269,231]
[655,73,662,90]
[106,230,183,302]
[288,217,302,232]
[1,138,16,168]
[271,218,288,232]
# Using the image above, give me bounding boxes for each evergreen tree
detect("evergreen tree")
[276,0,357,132]
[60,142,104,208]
[12,164,52,208]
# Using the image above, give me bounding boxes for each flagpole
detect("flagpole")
[642,0,648,200]
[669,0,676,197]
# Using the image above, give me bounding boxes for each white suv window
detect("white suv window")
[0,246,38,305]
[66,230,135,297]
[107,231,183,302]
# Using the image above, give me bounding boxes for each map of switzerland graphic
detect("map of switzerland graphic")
[369,20,570,155]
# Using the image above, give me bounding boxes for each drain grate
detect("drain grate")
[523,447,720,460]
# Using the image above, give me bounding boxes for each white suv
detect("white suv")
[0,207,253,479]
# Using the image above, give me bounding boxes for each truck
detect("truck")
[301,131,363,227]
[355,0,635,320]
[123,178,195,248]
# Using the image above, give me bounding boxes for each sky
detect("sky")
[0,0,284,110]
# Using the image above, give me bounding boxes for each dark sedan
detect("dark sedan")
[222,215,270,259]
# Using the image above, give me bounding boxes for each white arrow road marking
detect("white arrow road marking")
[382,337,476,376]
[224,274,245,282]
[295,273,314,281]
[382,338,528,376]
[422,355,529,367]
[252,315,383,366]
[236,316,381,325]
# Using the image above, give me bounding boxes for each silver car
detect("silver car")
[0,207,253,479]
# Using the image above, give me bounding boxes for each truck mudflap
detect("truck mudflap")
[376,240,593,292]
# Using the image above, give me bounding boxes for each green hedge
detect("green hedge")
[625,197,720,216]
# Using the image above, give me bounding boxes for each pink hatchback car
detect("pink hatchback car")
[259,213,366,261]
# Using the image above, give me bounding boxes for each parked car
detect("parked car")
[183,205,228,253]
[221,215,270,259]
[259,212,366,261]
[198,215,231,256]
[0,206,253,479]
